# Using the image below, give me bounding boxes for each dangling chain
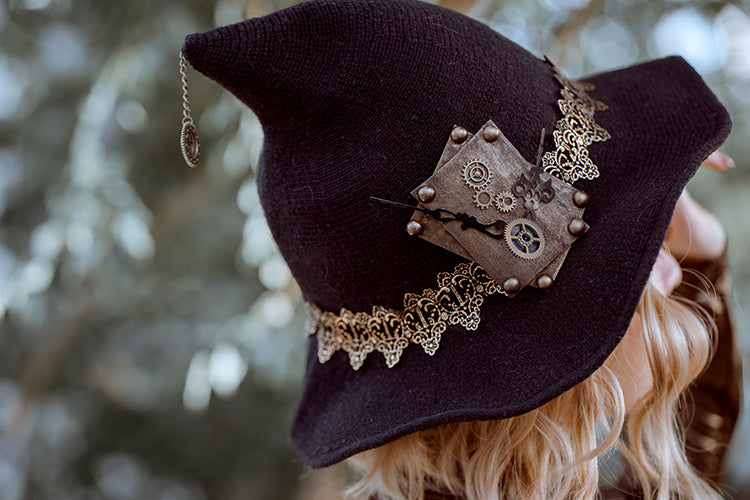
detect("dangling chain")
[180,51,200,168]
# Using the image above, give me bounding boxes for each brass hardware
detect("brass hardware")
[179,51,200,168]
[473,190,493,209]
[417,185,436,203]
[512,164,556,220]
[536,275,554,290]
[462,159,492,190]
[494,191,517,213]
[451,126,468,143]
[406,220,424,236]
[502,277,520,293]
[504,218,545,260]
[568,218,588,236]
[573,191,590,207]
[483,125,500,142]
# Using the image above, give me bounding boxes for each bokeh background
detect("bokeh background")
[0,0,748,498]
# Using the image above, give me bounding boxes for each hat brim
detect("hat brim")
[290,55,730,468]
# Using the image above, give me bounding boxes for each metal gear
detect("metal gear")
[504,218,545,260]
[493,190,517,213]
[462,159,492,190]
[472,189,493,209]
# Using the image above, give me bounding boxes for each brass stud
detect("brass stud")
[536,275,554,290]
[568,218,588,236]
[502,277,520,294]
[483,126,500,142]
[573,191,589,208]
[417,185,436,203]
[406,220,424,236]
[450,126,468,143]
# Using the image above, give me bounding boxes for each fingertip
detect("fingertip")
[649,248,683,297]
[703,151,734,172]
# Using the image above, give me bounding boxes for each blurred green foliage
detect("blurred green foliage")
[0,0,748,498]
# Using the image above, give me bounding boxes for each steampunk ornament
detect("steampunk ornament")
[317,58,610,367]
[407,120,589,296]
[179,52,201,168]
[494,191,517,213]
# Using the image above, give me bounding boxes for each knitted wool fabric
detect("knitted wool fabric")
[183,0,731,468]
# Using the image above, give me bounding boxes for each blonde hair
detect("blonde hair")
[343,281,719,500]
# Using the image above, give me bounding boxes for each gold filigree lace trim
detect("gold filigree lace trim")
[305,64,610,370]
[305,262,505,370]
[542,62,611,184]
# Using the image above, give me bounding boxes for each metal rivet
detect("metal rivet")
[417,185,436,203]
[483,126,500,142]
[536,275,554,290]
[450,126,468,143]
[568,218,588,236]
[406,220,424,236]
[502,277,520,293]
[573,191,589,208]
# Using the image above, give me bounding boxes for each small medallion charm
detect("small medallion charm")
[180,51,200,168]
[181,122,201,168]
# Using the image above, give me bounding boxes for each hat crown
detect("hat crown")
[183,0,555,130]
[183,0,560,312]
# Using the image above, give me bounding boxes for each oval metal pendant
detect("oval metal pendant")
[181,122,200,168]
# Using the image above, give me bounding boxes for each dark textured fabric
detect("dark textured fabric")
[183,0,731,469]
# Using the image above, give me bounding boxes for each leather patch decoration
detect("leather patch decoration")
[408,121,590,297]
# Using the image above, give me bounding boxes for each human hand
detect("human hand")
[663,152,733,264]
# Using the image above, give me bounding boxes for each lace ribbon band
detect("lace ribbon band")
[306,62,610,370]
[543,60,611,183]
[306,262,504,370]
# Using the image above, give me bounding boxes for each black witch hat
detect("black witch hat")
[182,0,730,468]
